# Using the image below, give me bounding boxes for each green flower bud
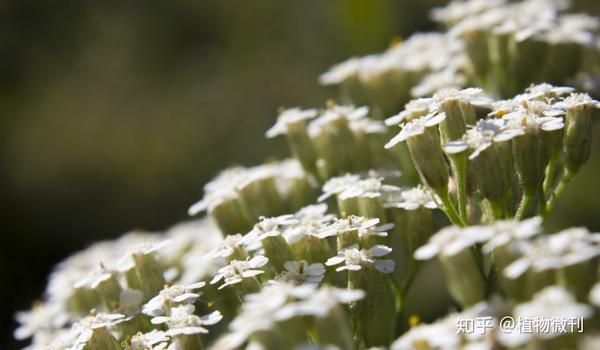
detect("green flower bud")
[175,334,205,350]
[67,286,100,315]
[238,176,288,223]
[461,29,491,82]
[314,304,355,350]
[438,249,486,307]
[439,99,468,143]
[261,234,292,271]
[84,327,122,350]
[561,97,596,174]
[508,36,549,93]
[512,129,544,191]
[126,251,165,300]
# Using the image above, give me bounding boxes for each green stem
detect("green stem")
[542,155,558,199]
[545,170,574,217]
[392,262,421,335]
[450,155,469,225]
[436,187,466,226]
[489,199,504,220]
[515,187,537,220]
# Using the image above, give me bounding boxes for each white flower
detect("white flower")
[294,204,335,226]
[326,244,395,273]
[382,185,437,210]
[208,234,245,259]
[411,67,467,98]
[127,330,170,350]
[482,217,543,253]
[266,108,318,138]
[390,314,459,350]
[384,113,446,149]
[348,117,387,135]
[281,286,365,319]
[317,215,386,239]
[67,311,129,349]
[504,227,600,279]
[516,83,574,101]
[392,302,497,349]
[443,119,508,158]
[428,87,494,115]
[385,98,433,126]
[319,174,362,201]
[14,302,69,340]
[414,226,493,260]
[142,282,205,317]
[152,304,222,336]
[498,286,593,346]
[430,0,506,25]
[553,92,600,111]
[210,256,269,289]
[335,177,400,201]
[116,240,172,272]
[241,215,298,249]
[277,260,326,285]
[307,105,370,138]
[319,57,362,85]
[219,283,316,348]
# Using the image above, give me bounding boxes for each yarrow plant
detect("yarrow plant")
[15,1,600,350]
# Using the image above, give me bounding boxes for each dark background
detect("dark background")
[1,1,599,348]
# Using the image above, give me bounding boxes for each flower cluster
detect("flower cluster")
[386,85,599,225]
[15,1,600,350]
[321,0,600,115]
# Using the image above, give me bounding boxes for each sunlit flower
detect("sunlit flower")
[326,244,395,273]
[266,108,318,138]
[210,256,269,290]
[142,282,205,317]
[277,260,326,285]
[152,304,222,336]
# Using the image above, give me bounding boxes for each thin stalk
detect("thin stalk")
[392,262,421,335]
[515,187,537,220]
[436,187,466,227]
[542,155,558,199]
[489,199,504,221]
[545,170,574,217]
[450,155,469,225]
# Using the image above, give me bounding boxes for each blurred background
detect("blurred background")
[1,1,599,348]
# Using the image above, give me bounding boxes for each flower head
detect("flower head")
[277,260,326,285]
[152,304,222,336]
[266,108,318,138]
[142,282,205,317]
[210,256,269,290]
[326,244,395,273]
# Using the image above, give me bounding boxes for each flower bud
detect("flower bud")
[563,101,594,174]
[84,327,122,350]
[261,234,292,271]
[461,29,491,82]
[238,176,288,223]
[128,252,166,300]
[406,128,450,192]
[314,304,355,350]
[438,249,486,307]
[509,36,549,93]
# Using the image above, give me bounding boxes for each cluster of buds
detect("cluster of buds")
[386,84,599,225]
[188,159,317,235]
[321,0,600,116]
[439,0,600,97]
[319,33,466,117]
[266,104,416,182]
